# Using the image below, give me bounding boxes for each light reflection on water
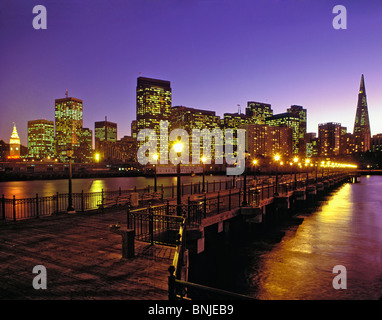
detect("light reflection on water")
[243,176,382,300]
[0,174,230,198]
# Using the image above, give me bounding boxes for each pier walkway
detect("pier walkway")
[0,171,359,300]
[0,209,174,299]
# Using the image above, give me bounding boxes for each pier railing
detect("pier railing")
[0,176,252,222]
[0,172,354,222]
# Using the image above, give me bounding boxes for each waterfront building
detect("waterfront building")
[302,132,319,158]
[171,105,222,162]
[245,101,273,124]
[265,112,301,154]
[371,134,382,153]
[318,122,341,157]
[77,128,93,163]
[136,77,172,152]
[95,117,117,152]
[27,119,55,159]
[244,124,292,158]
[98,135,137,164]
[353,74,371,153]
[9,123,21,160]
[287,105,307,152]
[54,93,84,161]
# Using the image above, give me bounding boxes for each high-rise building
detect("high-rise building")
[318,122,341,157]
[78,128,93,163]
[171,105,222,161]
[9,123,21,160]
[302,133,319,158]
[54,93,84,161]
[136,77,171,151]
[265,112,301,154]
[371,134,382,153]
[353,74,371,153]
[244,124,292,158]
[95,117,117,152]
[287,105,307,152]
[27,119,55,159]
[246,102,273,124]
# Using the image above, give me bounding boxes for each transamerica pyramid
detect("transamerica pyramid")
[353,74,371,153]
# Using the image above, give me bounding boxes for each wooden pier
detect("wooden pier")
[0,171,360,300]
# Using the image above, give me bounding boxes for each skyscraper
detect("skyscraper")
[136,77,172,151]
[54,92,84,161]
[318,122,341,157]
[27,119,55,159]
[265,112,301,154]
[246,101,273,124]
[287,105,307,150]
[95,117,118,152]
[353,74,371,153]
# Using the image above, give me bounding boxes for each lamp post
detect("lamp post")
[305,158,310,186]
[67,149,75,213]
[293,157,298,189]
[274,154,280,196]
[242,151,249,207]
[201,156,206,193]
[174,142,183,216]
[253,159,258,185]
[153,154,159,192]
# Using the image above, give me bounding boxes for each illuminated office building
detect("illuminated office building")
[77,128,93,163]
[302,133,319,158]
[353,74,371,153]
[371,134,382,153]
[9,123,21,159]
[27,119,55,159]
[287,105,307,150]
[95,117,117,152]
[244,124,292,158]
[99,136,137,164]
[54,93,84,161]
[246,102,273,124]
[265,112,301,154]
[318,122,341,157]
[136,77,171,151]
[171,105,222,161]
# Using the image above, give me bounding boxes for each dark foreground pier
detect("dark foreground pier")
[0,171,359,300]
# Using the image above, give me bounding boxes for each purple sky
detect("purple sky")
[1,0,382,146]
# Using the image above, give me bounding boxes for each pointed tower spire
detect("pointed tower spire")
[353,74,371,152]
[359,74,366,94]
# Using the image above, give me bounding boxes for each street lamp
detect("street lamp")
[201,156,207,193]
[66,149,75,213]
[253,159,258,185]
[153,154,159,192]
[293,157,298,189]
[305,158,310,185]
[242,151,249,206]
[274,154,280,196]
[174,142,183,216]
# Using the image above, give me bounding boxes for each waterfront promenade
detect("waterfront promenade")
[0,209,174,300]
[0,171,358,300]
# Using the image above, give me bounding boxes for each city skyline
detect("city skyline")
[1,1,382,145]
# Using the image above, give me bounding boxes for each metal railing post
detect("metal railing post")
[36,193,39,219]
[1,194,5,220]
[149,205,154,245]
[12,195,16,222]
[81,190,84,212]
[217,192,220,214]
[56,192,59,214]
